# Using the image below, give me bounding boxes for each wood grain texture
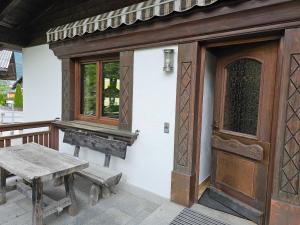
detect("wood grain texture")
[0,168,6,205]
[171,42,200,206]
[0,143,88,182]
[62,58,75,121]
[54,120,138,145]
[173,42,199,174]
[211,42,278,224]
[119,51,134,131]
[32,179,43,225]
[64,175,78,216]
[269,199,300,225]
[212,135,264,161]
[63,129,128,159]
[216,151,256,199]
[273,28,300,206]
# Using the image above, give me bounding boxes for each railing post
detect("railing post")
[49,124,59,150]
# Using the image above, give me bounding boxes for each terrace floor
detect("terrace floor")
[0,176,255,225]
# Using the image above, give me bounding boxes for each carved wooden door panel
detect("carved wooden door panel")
[211,42,278,224]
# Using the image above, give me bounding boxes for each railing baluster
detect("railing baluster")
[38,134,43,145]
[34,135,38,144]
[0,140,4,148]
[23,136,28,144]
[5,139,11,147]
[44,134,49,147]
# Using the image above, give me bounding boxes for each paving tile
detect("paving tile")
[140,202,184,225]
[0,202,27,224]
[87,208,132,225]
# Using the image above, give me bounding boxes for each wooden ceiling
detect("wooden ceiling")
[0,0,145,49]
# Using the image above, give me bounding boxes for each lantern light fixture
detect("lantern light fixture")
[163,49,174,72]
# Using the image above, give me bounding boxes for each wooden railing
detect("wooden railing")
[0,120,59,149]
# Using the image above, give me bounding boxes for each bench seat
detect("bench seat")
[76,163,122,188]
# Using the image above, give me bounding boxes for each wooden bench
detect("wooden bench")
[63,129,128,206]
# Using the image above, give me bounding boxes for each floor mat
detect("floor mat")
[170,208,230,225]
[198,189,245,219]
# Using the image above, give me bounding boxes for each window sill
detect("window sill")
[52,120,138,146]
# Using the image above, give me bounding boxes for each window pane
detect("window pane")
[80,63,97,116]
[223,58,261,135]
[102,61,120,119]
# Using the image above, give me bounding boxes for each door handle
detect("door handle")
[213,120,220,130]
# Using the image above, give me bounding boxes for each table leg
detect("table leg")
[64,174,78,216]
[0,168,6,205]
[32,179,43,225]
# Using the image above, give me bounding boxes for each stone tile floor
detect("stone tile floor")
[0,177,183,225]
[0,176,256,225]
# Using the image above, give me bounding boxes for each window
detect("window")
[75,58,120,125]
[223,58,261,136]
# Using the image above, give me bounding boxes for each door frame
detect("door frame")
[171,34,284,225]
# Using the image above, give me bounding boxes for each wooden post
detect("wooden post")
[49,124,59,150]
[64,174,78,216]
[0,168,6,205]
[32,179,43,225]
[74,145,80,157]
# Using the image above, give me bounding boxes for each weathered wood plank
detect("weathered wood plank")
[54,120,138,145]
[76,163,122,188]
[64,129,128,159]
[17,182,71,217]
[5,139,10,147]
[0,168,6,205]
[0,143,88,182]
[32,179,43,225]
[211,135,264,161]
[64,175,78,216]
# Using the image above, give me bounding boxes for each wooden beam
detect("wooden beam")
[0,0,22,20]
[0,25,26,47]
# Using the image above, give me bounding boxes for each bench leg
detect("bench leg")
[32,179,43,225]
[102,186,111,199]
[0,168,6,205]
[89,184,101,206]
[64,175,78,216]
[53,177,64,187]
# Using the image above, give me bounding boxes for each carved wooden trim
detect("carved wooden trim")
[279,53,300,196]
[212,135,264,161]
[173,42,199,175]
[63,129,128,159]
[119,51,134,131]
[62,58,75,121]
[272,28,300,206]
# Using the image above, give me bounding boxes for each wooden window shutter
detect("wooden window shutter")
[119,51,134,131]
[61,58,75,121]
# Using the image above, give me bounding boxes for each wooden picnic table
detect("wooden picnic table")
[0,143,88,225]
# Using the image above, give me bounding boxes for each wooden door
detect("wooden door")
[211,42,278,224]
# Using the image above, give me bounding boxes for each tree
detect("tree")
[14,84,23,109]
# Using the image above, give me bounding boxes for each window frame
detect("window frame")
[74,56,120,126]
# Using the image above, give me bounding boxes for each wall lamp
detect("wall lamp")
[163,49,174,72]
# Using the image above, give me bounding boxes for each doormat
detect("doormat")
[170,208,231,225]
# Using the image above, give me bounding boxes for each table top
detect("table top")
[0,143,88,182]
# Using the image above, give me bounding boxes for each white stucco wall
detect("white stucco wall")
[22,44,178,199]
[199,51,216,183]
[23,45,62,122]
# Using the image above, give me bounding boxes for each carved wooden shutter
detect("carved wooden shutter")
[119,51,134,131]
[172,42,199,206]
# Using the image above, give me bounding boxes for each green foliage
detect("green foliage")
[14,84,23,108]
[0,94,6,106]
